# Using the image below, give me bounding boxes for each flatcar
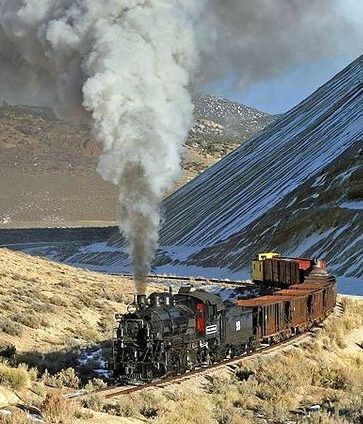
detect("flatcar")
[112,255,336,384]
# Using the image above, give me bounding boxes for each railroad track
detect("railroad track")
[76,302,343,400]
[110,272,254,287]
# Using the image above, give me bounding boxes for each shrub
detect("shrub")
[313,366,350,390]
[81,394,105,412]
[31,302,55,314]
[102,398,138,417]
[0,319,22,336]
[85,377,107,392]
[0,409,32,424]
[0,362,30,390]
[42,392,79,424]
[49,296,69,307]
[12,313,47,329]
[206,375,233,395]
[42,367,80,389]
[77,327,101,342]
[157,394,214,424]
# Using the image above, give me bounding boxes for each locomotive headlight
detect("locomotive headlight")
[127,303,138,314]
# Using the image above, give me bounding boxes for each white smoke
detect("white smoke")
[0,1,360,293]
[198,0,362,89]
[0,0,204,293]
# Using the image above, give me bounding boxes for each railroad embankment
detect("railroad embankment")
[0,249,362,423]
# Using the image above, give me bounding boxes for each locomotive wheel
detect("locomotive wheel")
[185,350,197,370]
[168,349,183,373]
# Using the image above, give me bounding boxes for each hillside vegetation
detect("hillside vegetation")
[0,248,164,353]
[0,249,362,423]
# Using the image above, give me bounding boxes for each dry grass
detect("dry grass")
[0,361,31,390]
[80,297,363,424]
[42,392,81,424]
[0,409,32,424]
[0,248,162,355]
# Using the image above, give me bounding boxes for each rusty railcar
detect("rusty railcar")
[252,252,327,286]
[237,265,337,343]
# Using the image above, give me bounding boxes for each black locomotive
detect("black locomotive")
[112,287,253,384]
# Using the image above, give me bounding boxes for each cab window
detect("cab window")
[208,303,217,321]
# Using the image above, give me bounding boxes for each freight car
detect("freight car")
[112,256,336,384]
[252,252,326,286]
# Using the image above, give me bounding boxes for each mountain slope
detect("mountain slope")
[188,140,362,278]
[160,55,362,249]
[0,97,272,227]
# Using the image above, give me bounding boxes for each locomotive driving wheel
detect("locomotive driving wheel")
[168,349,182,373]
[168,348,197,373]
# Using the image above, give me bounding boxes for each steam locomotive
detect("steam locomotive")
[112,254,336,384]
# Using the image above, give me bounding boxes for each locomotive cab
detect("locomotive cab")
[175,287,225,339]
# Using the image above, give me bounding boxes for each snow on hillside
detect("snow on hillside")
[26,56,362,294]
[188,140,362,280]
[159,56,362,248]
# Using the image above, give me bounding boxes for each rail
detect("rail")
[73,302,343,400]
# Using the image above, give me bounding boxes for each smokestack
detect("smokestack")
[135,294,147,308]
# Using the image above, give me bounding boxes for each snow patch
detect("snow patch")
[340,201,363,210]
[337,277,363,296]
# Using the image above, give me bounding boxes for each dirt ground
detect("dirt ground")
[0,103,220,229]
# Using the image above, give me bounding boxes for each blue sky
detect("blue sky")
[207,1,362,115]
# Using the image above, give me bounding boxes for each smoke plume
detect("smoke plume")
[198,0,361,89]
[0,1,360,294]
[0,0,205,293]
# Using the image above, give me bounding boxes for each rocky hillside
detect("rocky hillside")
[189,95,275,155]
[0,97,272,228]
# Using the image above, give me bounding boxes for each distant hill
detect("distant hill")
[189,94,276,155]
[0,96,273,228]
